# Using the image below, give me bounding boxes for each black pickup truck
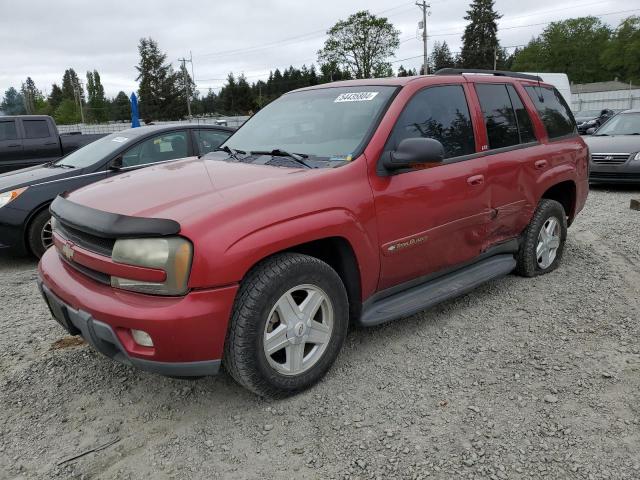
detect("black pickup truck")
[0,115,106,173]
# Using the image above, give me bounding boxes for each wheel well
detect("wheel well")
[23,202,51,252]
[541,181,576,225]
[285,237,362,323]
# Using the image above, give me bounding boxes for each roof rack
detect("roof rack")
[434,68,542,82]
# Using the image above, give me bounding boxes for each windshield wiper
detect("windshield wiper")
[593,134,609,136]
[214,145,245,159]
[49,163,75,169]
[250,149,316,169]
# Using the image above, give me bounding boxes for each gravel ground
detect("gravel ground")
[1,187,639,480]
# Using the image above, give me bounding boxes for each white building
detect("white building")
[571,80,640,113]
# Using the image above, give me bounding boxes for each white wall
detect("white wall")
[571,89,640,113]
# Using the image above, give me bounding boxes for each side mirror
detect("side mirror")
[586,128,596,135]
[109,156,123,170]
[383,137,445,171]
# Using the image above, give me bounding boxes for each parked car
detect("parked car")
[585,109,640,184]
[0,124,233,257]
[37,70,588,397]
[575,109,615,135]
[0,115,106,173]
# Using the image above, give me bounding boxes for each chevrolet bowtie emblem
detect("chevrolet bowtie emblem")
[61,243,74,261]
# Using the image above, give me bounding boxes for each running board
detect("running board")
[359,254,516,327]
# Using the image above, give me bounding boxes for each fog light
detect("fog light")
[131,329,154,347]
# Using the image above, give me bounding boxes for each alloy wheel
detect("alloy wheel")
[536,216,561,269]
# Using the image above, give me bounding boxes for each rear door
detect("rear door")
[472,82,542,245]
[0,119,24,171]
[371,84,492,290]
[20,118,60,165]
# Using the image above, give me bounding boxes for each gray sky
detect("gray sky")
[0,0,635,98]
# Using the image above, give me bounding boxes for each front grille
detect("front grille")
[56,221,115,256]
[60,255,111,285]
[590,172,640,180]
[591,153,630,165]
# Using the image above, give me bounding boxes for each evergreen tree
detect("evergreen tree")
[61,68,83,101]
[430,41,456,72]
[48,84,64,111]
[1,87,26,115]
[111,91,131,122]
[459,0,502,69]
[20,77,42,114]
[136,37,172,121]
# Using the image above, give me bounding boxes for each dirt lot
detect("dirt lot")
[1,188,639,480]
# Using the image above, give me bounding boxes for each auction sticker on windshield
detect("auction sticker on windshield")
[334,92,379,103]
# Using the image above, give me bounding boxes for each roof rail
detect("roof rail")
[434,68,542,82]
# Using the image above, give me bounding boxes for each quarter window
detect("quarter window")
[122,131,189,167]
[506,85,536,143]
[387,85,475,159]
[0,120,17,141]
[195,129,231,155]
[524,86,576,139]
[23,119,50,139]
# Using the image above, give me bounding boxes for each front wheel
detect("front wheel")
[223,253,349,397]
[27,209,53,259]
[516,199,567,277]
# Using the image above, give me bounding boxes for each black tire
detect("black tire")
[515,199,567,277]
[223,253,349,398]
[27,209,53,259]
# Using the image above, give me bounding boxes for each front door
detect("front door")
[370,84,493,290]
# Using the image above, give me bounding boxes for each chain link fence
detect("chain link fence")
[57,116,250,134]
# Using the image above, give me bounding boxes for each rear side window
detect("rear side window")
[524,86,576,139]
[0,120,17,141]
[387,85,475,159]
[475,84,520,149]
[506,85,536,143]
[23,119,50,139]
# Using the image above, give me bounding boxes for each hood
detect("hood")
[67,154,307,223]
[0,163,83,193]
[583,135,640,154]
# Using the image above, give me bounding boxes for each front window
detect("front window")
[594,113,640,136]
[223,86,397,164]
[121,131,188,167]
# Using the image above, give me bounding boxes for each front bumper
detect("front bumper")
[589,161,640,184]
[38,247,239,376]
[0,206,29,254]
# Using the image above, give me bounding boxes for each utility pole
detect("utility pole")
[178,56,193,120]
[416,1,430,75]
[493,46,498,70]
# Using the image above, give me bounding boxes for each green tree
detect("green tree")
[86,70,108,122]
[61,68,83,101]
[110,91,130,122]
[54,98,82,124]
[430,41,456,72]
[601,16,640,84]
[20,77,43,114]
[48,84,64,111]
[511,17,612,83]
[318,10,400,79]
[459,0,502,69]
[1,87,26,115]
[136,37,172,121]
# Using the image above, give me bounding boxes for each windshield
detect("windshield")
[594,113,640,136]
[54,132,133,169]
[223,86,397,161]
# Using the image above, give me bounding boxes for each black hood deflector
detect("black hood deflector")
[50,195,181,239]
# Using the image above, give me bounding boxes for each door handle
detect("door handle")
[7,144,20,147]
[534,160,548,170]
[466,174,484,186]
[44,142,58,146]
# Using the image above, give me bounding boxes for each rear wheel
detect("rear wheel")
[223,253,349,397]
[27,209,53,259]
[516,199,567,277]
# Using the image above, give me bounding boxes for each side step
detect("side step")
[359,254,516,327]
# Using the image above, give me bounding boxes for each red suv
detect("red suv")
[38,70,588,397]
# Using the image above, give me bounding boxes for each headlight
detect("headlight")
[111,237,193,296]
[0,187,27,208]
[633,152,640,161]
